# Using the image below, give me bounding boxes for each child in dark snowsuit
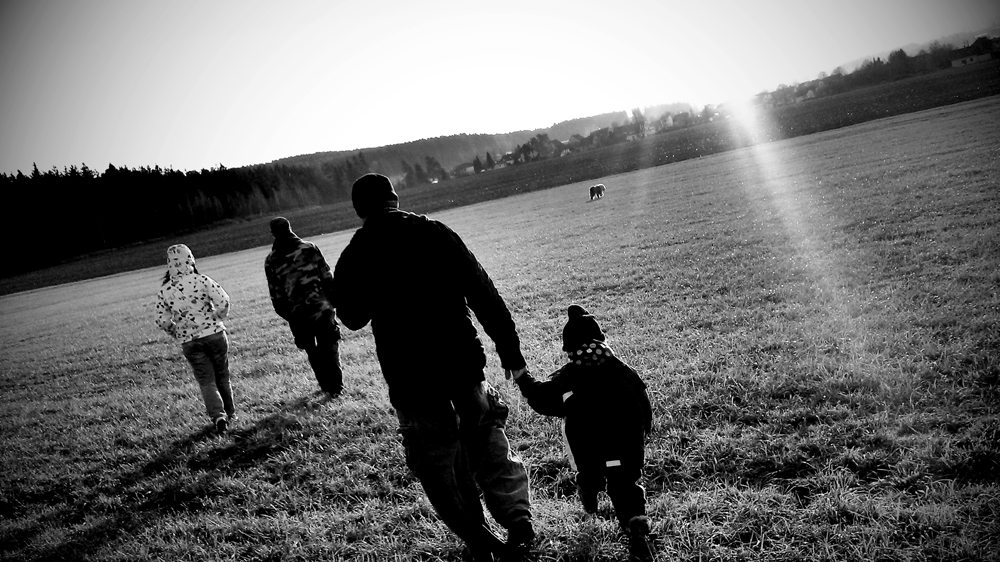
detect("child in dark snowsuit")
[511,304,655,561]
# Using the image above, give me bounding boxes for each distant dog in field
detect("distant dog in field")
[589,184,606,200]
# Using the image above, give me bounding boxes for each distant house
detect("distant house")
[564,134,585,152]
[951,47,993,67]
[658,113,674,130]
[951,36,998,67]
[615,121,643,141]
[452,163,475,177]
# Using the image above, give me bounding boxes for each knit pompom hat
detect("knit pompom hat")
[352,173,399,218]
[562,304,606,352]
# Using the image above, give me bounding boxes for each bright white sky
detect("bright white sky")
[1,0,997,175]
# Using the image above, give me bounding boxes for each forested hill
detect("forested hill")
[270,131,538,176]
[268,106,689,176]
[836,23,1000,74]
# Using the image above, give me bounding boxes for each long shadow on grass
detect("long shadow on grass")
[146,393,338,477]
[14,392,337,562]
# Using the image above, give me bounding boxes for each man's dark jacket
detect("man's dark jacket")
[334,209,526,410]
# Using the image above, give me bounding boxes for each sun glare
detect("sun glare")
[728,98,774,146]
[737,118,867,359]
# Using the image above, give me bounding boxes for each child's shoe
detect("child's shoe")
[627,516,655,562]
[215,416,228,435]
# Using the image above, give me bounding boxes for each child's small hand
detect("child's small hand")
[505,367,528,381]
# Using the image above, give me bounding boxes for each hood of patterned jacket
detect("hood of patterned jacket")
[156,244,230,343]
[166,243,197,281]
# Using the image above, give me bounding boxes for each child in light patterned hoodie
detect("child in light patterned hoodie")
[155,244,236,434]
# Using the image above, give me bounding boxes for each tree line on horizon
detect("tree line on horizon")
[461,108,653,176]
[2,35,995,278]
[760,37,994,108]
[0,157,366,276]
[458,40,992,175]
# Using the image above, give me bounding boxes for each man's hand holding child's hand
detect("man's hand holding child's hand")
[505,367,528,381]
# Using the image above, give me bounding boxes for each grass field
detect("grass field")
[1,96,998,561]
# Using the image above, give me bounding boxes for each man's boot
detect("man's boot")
[463,523,505,562]
[504,518,536,562]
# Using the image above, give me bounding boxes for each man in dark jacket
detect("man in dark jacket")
[512,304,655,562]
[264,217,343,395]
[334,173,535,562]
